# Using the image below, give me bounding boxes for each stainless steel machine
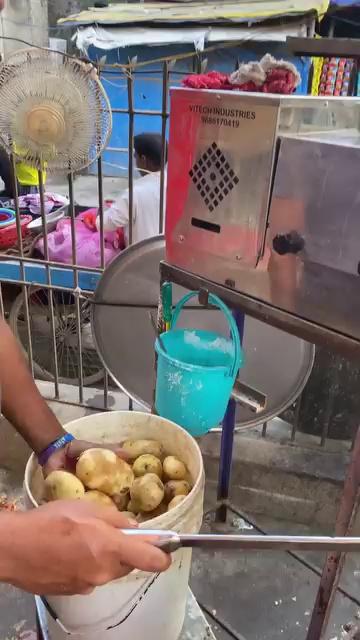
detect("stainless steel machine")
[165,89,360,357]
[161,88,360,640]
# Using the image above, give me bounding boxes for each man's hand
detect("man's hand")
[43,439,128,476]
[0,501,170,596]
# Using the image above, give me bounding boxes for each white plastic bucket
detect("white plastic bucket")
[24,411,204,640]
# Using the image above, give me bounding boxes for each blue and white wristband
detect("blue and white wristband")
[38,433,75,467]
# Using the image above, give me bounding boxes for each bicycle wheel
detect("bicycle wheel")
[9,287,104,385]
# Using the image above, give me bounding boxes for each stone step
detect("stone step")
[200,427,350,529]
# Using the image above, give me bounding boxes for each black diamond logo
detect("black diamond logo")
[189,143,240,213]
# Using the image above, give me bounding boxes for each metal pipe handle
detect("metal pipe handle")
[121,530,360,553]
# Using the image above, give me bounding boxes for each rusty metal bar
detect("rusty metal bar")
[305,425,360,640]
[159,61,169,234]
[11,153,34,377]
[38,169,59,398]
[127,71,135,246]
[68,172,84,403]
[97,155,105,270]
[97,69,106,271]
[96,149,109,409]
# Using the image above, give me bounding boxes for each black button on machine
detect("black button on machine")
[273,231,305,256]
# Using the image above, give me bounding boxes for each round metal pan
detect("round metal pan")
[92,236,314,428]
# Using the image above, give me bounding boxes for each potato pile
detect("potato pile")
[43,439,192,520]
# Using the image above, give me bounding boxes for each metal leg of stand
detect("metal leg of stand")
[216,312,244,523]
[305,424,360,640]
[36,612,44,640]
[216,397,237,522]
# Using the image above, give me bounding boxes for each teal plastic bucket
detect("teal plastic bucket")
[155,292,244,436]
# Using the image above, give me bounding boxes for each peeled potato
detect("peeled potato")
[130,473,164,512]
[45,470,85,502]
[112,493,130,511]
[76,448,134,496]
[133,454,162,479]
[163,456,187,481]
[168,495,187,511]
[122,439,164,462]
[82,490,116,508]
[164,480,191,504]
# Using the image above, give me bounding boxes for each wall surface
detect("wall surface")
[0,0,48,58]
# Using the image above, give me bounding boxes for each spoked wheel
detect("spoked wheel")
[9,287,104,385]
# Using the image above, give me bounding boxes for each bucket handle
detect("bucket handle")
[170,291,242,379]
[40,571,160,636]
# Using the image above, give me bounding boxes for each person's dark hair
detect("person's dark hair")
[134,133,167,170]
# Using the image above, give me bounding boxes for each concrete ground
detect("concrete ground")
[46,173,128,207]
[1,392,360,640]
[0,172,128,209]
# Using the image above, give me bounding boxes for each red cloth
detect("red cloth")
[182,61,299,95]
[262,68,297,94]
[182,71,230,90]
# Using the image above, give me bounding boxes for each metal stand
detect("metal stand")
[216,311,244,522]
[159,260,360,640]
[305,425,360,640]
[36,614,44,640]
[216,397,237,522]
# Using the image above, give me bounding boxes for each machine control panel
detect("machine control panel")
[165,88,280,279]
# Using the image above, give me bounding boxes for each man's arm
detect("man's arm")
[0,318,127,473]
[0,317,65,454]
[0,502,170,595]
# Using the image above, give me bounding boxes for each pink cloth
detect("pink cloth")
[35,209,121,268]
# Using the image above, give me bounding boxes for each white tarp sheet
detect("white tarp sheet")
[74,23,308,53]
